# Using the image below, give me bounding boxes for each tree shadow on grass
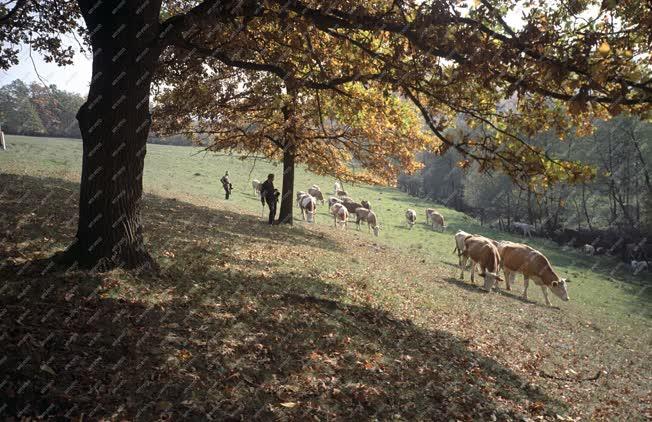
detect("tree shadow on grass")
[0,173,569,419]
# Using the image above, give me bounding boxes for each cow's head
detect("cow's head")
[550,278,570,301]
[372,226,380,237]
[481,272,503,290]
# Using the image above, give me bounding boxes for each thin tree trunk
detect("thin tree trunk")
[57,0,163,271]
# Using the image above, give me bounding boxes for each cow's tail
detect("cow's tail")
[453,245,459,255]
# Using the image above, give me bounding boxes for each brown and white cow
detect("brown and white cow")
[425,209,446,231]
[331,203,349,229]
[500,243,570,306]
[308,186,325,204]
[405,209,417,229]
[354,208,380,236]
[298,193,317,223]
[460,235,503,291]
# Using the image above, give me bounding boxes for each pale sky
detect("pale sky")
[0,4,529,96]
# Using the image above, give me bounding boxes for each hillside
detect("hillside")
[1,135,650,420]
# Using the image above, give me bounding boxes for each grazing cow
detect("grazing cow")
[425,209,445,231]
[252,179,262,196]
[460,235,503,290]
[328,197,342,207]
[631,260,649,274]
[582,244,595,255]
[334,181,341,195]
[500,243,570,306]
[453,230,472,267]
[298,193,317,223]
[331,203,349,229]
[336,190,348,198]
[361,200,371,210]
[308,187,325,204]
[512,222,535,237]
[354,208,380,236]
[405,209,417,229]
[340,196,354,203]
[342,200,369,215]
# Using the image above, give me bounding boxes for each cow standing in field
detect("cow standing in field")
[334,181,341,194]
[460,235,503,290]
[425,208,446,231]
[298,193,317,223]
[331,203,349,229]
[328,197,342,207]
[336,190,348,198]
[308,186,325,204]
[582,244,595,255]
[500,243,570,306]
[354,208,380,236]
[342,200,369,215]
[453,230,472,267]
[296,191,306,204]
[252,180,261,197]
[512,222,535,237]
[405,209,417,229]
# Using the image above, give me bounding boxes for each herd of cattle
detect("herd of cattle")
[248,180,650,305]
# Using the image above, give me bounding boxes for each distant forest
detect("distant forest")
[399,116,652,240]
[0,79,191,145]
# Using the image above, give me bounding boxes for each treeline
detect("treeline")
[0,79,84,138]
[399,116,652,237]
[0,79,192,145]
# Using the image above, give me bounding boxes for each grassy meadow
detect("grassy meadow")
[1,134,650,420]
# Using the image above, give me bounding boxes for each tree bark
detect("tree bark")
[58,0,163,271]
[278,144,296,224]
[277,84,298,225]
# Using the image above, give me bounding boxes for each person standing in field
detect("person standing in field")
[260,173,279,225]
[220,171,232,200]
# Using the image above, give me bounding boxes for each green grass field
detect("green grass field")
[1,134,650,420]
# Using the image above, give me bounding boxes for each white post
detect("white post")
[0,126,5,151]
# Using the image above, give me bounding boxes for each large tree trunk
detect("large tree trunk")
[278,145,296,224]
[277,84,298,225]
[58,0,163,271]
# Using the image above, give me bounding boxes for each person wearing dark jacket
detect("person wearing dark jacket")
[260,173,279,225]
[220,171,232,199]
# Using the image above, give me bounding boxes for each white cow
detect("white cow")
[631,260,649,274]
[252,179,262,196]
[334,181,341,195]
[512,222,535,237]
[405,209,417,229]
[582,244,595,255]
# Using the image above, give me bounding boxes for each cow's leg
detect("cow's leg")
[541,286,552,306]
[470,261,476,284]
[522,276,529,299]
[460,255,467,280]
[503,270,511,291]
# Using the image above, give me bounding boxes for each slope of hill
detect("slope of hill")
[1,135,650,420]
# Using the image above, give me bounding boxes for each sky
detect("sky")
[0,4,529,96]
[0,36,93,95]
